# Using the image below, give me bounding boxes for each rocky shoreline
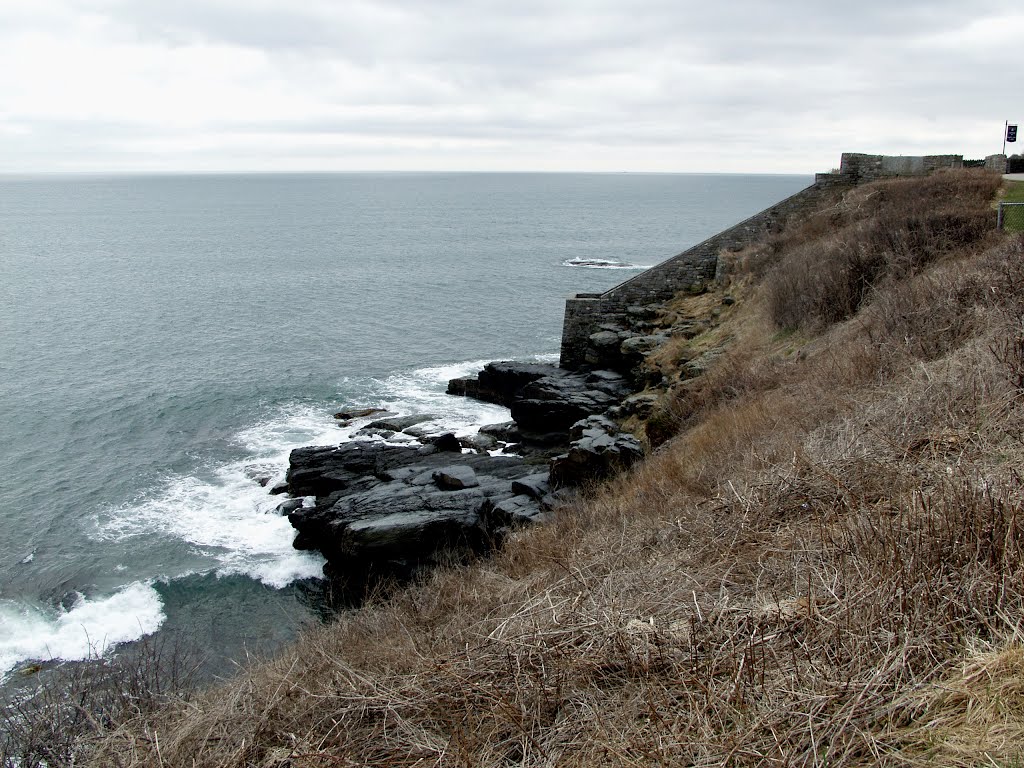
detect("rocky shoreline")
[275,361,645,590]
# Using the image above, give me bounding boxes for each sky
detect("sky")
[1,0,1021,174]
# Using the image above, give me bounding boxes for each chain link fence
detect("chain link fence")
[998,202,1024,233]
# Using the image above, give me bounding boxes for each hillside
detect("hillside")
[7,169,1024,767]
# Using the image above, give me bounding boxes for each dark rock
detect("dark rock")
[354,427,396,439]
[326,483,488,562]
[549,416,645,488]
[619,392,660,418]
[446,376,480,398]
[626,304,660,320]
[269,481,290,496]
[479,421,521,442]
[511,375,620,433]
[433,465,480,490]
[335,407,391,420]
[449,361,566,407]
[620,334,667,356]
[486,495,549,527]
[366,414,435,432]
[511,472,550,500]
[540,488,577,510]
[588,330,621,349]
[285,442,540,580]
[428,432,463,453]
[460,432,499,453]
[275,497,306,515]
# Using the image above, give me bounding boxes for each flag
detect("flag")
[1009,124,1018,143]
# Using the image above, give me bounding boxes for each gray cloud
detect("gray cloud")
[0,0,1019,172]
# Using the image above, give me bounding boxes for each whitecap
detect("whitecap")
[0,582,165,680]
[374,360,512,438]
[96,466,324,588]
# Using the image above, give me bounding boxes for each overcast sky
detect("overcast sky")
[1,0,1020,174]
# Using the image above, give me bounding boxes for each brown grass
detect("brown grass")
[764,171,1002,331]
[13,172,1023,768]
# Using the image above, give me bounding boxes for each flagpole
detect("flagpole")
[1005,120,1009,156]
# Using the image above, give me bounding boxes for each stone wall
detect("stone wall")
[558,152,972,370]
[559,181,837,368]
[835,152,963,182]
[986,154,1008,174]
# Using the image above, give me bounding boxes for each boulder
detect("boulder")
[620,334,668,356]
[479,421,521,442]
[447,361,567,407]
[511,376,620,433]
[549,416,644,488]
[335,407,391,420]
[619,392,660,418]
[365,414,435,432]
[274,497,306,516]
[427,432,463,453]
[626,304,660,321]
[588,330,621,349]
[433,465,480,490]
[486,495,549,527]
[460,432,499,453]
[510,472,551,501]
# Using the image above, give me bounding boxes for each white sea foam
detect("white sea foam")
[98,466,324,588]
[0,582,165,680]
[96,355,552,590]
[375,359,512,438]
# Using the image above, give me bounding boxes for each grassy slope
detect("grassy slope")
[21,171,1024,767]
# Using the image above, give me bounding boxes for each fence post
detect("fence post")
[999,202,1005,230]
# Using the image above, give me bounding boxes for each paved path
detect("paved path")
[1005,173,1024,181]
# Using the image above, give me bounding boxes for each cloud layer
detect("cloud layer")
[2,0,1020,172]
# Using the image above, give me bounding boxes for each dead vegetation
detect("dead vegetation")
[8,171,1024,767]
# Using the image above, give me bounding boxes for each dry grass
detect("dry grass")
[764,171,1002,331]
[14,172,1024,768]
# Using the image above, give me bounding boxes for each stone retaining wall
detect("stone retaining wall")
[558,152,969,369]
[559,181,835,368]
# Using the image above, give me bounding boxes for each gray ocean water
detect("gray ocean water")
[0,172,810,678]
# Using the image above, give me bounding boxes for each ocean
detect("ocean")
[0,171,811,680]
